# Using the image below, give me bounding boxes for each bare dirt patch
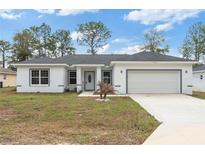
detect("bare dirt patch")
[0,108,18,121]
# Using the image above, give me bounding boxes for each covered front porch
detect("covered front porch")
[67,64,112,92]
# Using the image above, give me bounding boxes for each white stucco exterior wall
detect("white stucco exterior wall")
[112,63,193,95]
[16,63,193,94]
[76,67,82,92]
[96,67,101,90]
[193,71,205,92]
[16,66,66,93]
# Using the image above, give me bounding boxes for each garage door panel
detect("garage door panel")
[127,70,181,94]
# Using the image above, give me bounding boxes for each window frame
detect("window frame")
[102,70,112,84]
[30,69,50,87]
[69,70,77,84]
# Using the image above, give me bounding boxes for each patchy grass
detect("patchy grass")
[192,91,205,99]
[0,88,159,144]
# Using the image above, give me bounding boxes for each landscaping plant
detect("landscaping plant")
[96,81,115,99]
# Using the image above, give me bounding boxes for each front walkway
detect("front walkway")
[78,91,95,97]
[129,94,205,144]
[78,91,128,97]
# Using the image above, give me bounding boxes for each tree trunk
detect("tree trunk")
[100,92,103,99]
[195,51,199,61]
[2,51,5,68]
[38,50,41,57]
[91,46,95,55]
[90,36,95,55]
[103,93,107,99]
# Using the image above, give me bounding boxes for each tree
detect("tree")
[12,29,34,61]
[76,21,111,54]
[180,36,193,60]
[11,23,75,59]
[180,22,205,61]
[29,23,52,57]
[52,30,75,57]
[0,40,12,68]
[141,29,169,54]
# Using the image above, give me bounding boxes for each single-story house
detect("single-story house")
[14,51,196,94]
[0,67,16,88]
[193,65,205,92]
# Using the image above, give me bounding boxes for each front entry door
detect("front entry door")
[85,72,95,90]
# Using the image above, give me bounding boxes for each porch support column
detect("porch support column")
[76,67,82,92]
[96,66,102,90]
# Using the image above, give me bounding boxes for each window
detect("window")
[200,75,203,80]
[31,70,39,84]
[30,69,49,86]
[69,71,76,84]
[102,71,112,84]
[88,74,92,83]
[41,70,49,84]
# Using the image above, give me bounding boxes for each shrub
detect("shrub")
[95,81,115,99]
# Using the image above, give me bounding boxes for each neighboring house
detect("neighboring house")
[14,51,196,94]
[193,65,205,92]
[0,67,16,88]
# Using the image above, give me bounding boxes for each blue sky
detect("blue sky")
[0,9,205,57]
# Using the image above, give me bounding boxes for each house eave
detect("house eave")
[13,63,69,67]
[0,72,16,75]
[71,64,105,67]
[110,61,198,65]
[193,70,205,73]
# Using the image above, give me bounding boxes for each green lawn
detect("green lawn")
[192,91,205,99]
[0,88,159,144]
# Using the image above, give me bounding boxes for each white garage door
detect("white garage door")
[127,70,181,94]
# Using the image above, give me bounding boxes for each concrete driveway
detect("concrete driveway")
[129,94,205,144]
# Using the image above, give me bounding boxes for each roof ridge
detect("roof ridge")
[134,51,193,61]
[72,54,128,56]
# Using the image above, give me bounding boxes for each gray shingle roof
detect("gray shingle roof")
[54,54,126,65]
[16,57,64,64]
[16,51,194,65]
[116,51,193,62]
[0,67,16,74]
[193,65,205,71]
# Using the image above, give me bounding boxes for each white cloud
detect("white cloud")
[71,31,82,40]
[56,9,98,16]
[115,44,142,54]
[98,44,110,54]
[37,15,43,18]
[35,9,56,14]
[124,9,202,31]
[0,10,22,20]
[112,38,130,43]
[34,9,98,17]
[154,22,173,31]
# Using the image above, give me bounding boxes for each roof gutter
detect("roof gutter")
[0,72,16,75]
[13,63,106,67]
[193,70,205,73]
[13,63,69,67]
[72,64,105,67]
[110,61,198,65]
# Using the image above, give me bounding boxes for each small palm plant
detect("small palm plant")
[96,81,115,99]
